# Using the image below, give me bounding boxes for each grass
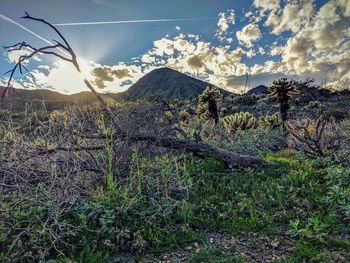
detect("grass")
[1,111,350,262]
[3,151,350,262]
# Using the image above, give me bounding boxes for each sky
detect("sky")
[0,0,349,94]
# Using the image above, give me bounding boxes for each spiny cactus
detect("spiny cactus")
[196,86,223,124]
[179,110,190,123]
[223,111,256,132]
[259,112,281,128]
[268,78,299,121]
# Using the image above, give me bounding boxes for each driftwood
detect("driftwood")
[3,12,275,168]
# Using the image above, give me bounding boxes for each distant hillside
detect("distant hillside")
[0,68,230,111]
[247,85,268,95]
[0,86,116,112]
[117,67,231,100]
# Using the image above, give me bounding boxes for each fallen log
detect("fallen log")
[128,135,274,168]
[73,133,275,168]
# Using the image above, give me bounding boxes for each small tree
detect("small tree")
[268,78,298,122]
[196,86,223,124]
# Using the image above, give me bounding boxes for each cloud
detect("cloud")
[175,26,181,31]
[91,66,133,89]
[236,23,261,48]
[270,45,284,56]
[151,37,175,56]
[245,11,253,17]
[91,67,115,89]
[258,46,266,55]
[264,0,315,35]
[280,0,350,78]
[216,9,235,36]
[28,58,145,94]
[6,47,41,64]
[250,0,350,87]
[253,0,280,13]
[187,55,205,70]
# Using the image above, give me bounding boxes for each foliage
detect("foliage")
[1,76,350,262]
[196,86,223,124]
[268,78,299,121]
[324,103,349,121]
[224,128,288,156]
[287,218,330,243]
[98,113,116,191]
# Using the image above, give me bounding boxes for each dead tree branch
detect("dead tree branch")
[285,116,327,157]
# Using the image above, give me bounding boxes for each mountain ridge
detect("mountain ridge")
[0,68,231,111]
[116,67,231,100]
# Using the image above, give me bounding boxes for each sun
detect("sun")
[34,57,97,94]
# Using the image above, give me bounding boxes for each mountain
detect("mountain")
[247,85,268,95]
[117,67,230,100]
[0,68,230,112]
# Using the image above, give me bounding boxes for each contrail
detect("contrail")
[53,17,212,26]
[0,13,68,56]
[0,13,53,46]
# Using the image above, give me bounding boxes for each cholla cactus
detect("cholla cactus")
[268,78,299,121]
[197,86,223,124]
[223,111,256,132]
[179,110,190,123]
[259,112,281,128]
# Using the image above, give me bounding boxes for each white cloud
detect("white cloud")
[151,38,175,56]
[264,0,315,35]
[246,49,256,58]
[270,45,284,56]
[264,0,350,87]
[216,9,235,36]
[236,23,261,48]
[175,26,181,31]
[141,54,155,63]
[6,47,41,64]
[245,11,253,17]
[253,0,280,13]
[258,46,266,55]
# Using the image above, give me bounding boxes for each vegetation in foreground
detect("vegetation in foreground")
[0,80,350,263]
